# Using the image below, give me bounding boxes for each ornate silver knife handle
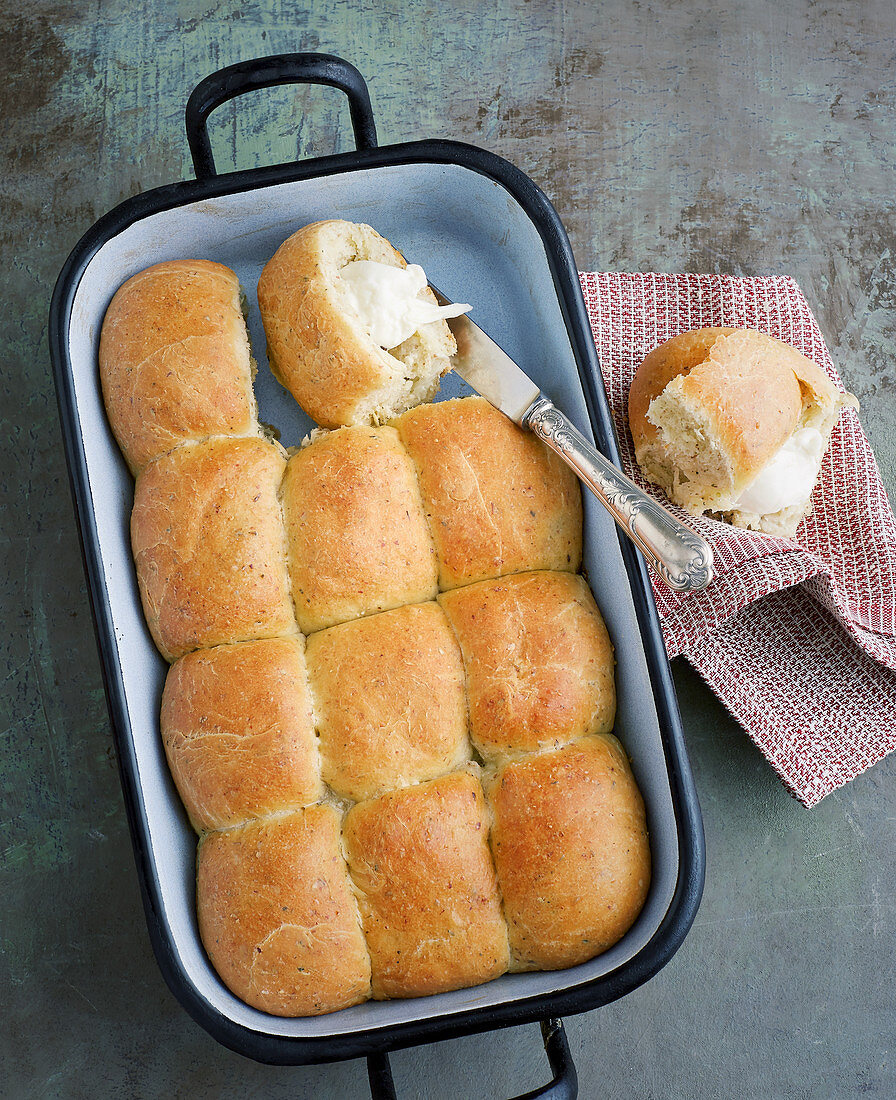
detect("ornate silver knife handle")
[524,396,714,593]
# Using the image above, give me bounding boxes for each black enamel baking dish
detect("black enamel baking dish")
[49,53,705,1098]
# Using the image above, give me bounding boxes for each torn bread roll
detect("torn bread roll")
[628,327,858,537]
[257,220,468,428]
[99,259,261,473]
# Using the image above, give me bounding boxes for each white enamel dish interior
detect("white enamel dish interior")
[66,159,679,1041]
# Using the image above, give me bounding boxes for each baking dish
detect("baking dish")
[49,53,705,1096]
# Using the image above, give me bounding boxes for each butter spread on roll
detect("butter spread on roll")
[339,260,470,349]
[628,327,858,537]
[732,425,826,516]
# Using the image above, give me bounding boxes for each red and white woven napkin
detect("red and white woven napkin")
[579,271,896,806]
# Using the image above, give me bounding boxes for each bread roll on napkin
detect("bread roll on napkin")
[628,327,857,536]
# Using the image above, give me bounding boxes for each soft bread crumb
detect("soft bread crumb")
[642,382,735,514]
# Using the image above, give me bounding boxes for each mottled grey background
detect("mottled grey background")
[1,1,894,1097]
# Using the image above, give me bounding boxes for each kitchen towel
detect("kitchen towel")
[579,271,896,806]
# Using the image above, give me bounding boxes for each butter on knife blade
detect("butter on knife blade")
[431,287,714,593]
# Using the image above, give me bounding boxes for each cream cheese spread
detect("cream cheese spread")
[733,427,826,514]
[339,260,471,349]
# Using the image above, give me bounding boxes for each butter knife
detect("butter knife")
[434,291,714,593]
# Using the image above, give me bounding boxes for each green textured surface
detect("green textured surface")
[2,1,894,1096]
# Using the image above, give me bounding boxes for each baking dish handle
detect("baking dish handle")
[185,52,378,179]
[366,1017,577,1099]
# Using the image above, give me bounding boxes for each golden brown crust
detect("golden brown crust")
[257,220,455,427]
[342,771,510,999]
[486,735,651,971]
[394,397,582,590]
[99,259,260,474]
[282,425,438,633]
[197,807,372,1016]
[160,637,322,832]
[628,328,739,456]
[306,602,470,802]
[130,437,295,661]
[439,571,615,761]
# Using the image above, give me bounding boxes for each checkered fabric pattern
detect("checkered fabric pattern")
[579,271,896,806]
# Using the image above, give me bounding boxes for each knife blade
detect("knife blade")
[432,288,714,593]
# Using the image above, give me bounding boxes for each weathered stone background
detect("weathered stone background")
[2,1,893,1096]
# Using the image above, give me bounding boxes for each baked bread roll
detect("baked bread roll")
[342,771,510,1000]
[99,259,261,473]
[439,571,615,761]
[160,637,322,832]
[305,602,470,802]
[258,220,465,428]
[197,807,372,1016]
[486,735,651,971]
[102,242,653,1021]
[395,396,583,589]
[628,327,858,536]
[281,425,438,633]
[130,436,295,660]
